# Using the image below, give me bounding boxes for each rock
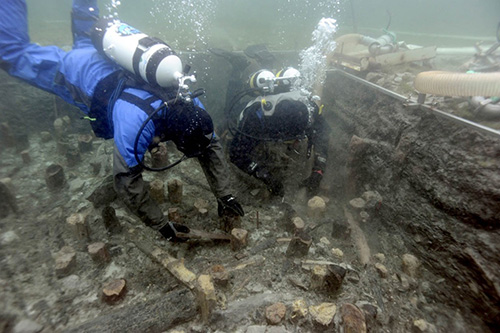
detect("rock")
[307,196,326,218]
[319,237,330,246]
[373,253,386,263]
[331,248,344,259]
[341,303,367,333]
[365,72,384,83]
[55,246,76,278]
[399,274,411,291]
[265,326,289,333]
[12,318,43,333]
[375,263,388,278]
[208,264,229,287]
[290,299,308,321]
[69,178,86,192]
[361,190,382,209]
[309,303,336,327]
[265,302,286,325]
[245,326,267,333]
[359,211,369,222]
[402,254,421,277]
[0,230,19,245]
[349,197,366,210]
[194,198,209,210]
[413,318,432,332]
[40,131,52,142]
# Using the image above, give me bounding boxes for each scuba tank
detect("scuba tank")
[92,19,183,88]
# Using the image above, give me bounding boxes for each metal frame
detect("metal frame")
[329,69,500,139]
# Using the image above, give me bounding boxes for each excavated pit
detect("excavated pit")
[0,52,499,333]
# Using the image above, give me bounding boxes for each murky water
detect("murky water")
[1,1,500,332]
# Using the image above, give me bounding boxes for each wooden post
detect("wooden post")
[101,206,122,234]
[167,179,183,204]
[67,212,90,241]
[102,278,127,304]
[196,275,216,323]
[88,242,111,264]
[286,230,312,258]
[66,147,81,167]
[310,265,327,290]
[288,216,305,235]
[167,207,182,223]
[78,134,93,152]
[45,164,66,190]
[221,214,241,233]
[149,179,165,204]
[20,150,31,164]
[230,228,248,251]
[151,143,168,168]
[0,178,18,216]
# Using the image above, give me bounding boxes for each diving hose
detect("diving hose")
[133,88,205,172]
[414,71,500,119]
[414,71,500,97]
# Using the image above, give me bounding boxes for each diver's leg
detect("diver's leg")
[71,0,100,48]
[0,0,67,94]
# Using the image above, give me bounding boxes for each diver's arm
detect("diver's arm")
[196,135,233,198]
[299,105,332,197]
[228,105,263,175]
[307,108,331,172]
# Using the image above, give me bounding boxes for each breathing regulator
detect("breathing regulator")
[92,19,206,171]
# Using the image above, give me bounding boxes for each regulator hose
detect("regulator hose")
[414,71,500,97]
[133,89,205,172]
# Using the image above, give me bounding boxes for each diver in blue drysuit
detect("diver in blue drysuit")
[0,0,244,239]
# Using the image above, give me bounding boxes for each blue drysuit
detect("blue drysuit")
[0,0,232,228]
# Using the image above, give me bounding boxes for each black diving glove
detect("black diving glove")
[300,170,323,197]
[158,222,191,242]
[254,167,284,197]
[217,195,245,217]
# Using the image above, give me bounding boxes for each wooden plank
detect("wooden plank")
[374,46,436,66]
